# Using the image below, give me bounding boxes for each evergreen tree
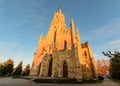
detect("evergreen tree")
[0,64,5,76]
[22,64,30,76]
[5,59,14,75]
[103,51,120,79]
[0,59,14,76]
[13,61,23,76]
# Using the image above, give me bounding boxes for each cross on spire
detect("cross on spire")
[58,4,62,13]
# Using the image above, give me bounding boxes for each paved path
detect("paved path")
[0,77,118,86]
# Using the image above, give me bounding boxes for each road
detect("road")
[0,77,118,86]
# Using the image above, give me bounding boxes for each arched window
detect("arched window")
[54,31,56,42]
[48,58,53,76]
[63,61,68,77]
[64,40,67,50]
[84,51,87,58]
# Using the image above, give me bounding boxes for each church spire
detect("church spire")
[76,27,80,42]
[38,33,42,47]
[49,6,66,31]
[70,19,75,49]
[58,7,62,13]
[70,19,75,34]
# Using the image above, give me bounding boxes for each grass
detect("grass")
[112,79,120,86]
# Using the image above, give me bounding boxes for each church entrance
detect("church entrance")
[63,61,68,77]
[37,63,41,76]
[48,58,53,76]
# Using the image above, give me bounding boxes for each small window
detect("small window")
[64,40,67,50]
[84,51,87,57]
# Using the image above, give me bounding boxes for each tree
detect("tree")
[0,59,14,76]
[22,64,30,76]
[102,51,120,79]
[13,61,23,76]
[0,63,5,76]
[5,59,14,75]
[96,59,110,76]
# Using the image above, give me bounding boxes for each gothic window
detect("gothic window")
[84,51,87,58]
[63,61,68,77]
[37,63,41,76]
[54,31,56,42]
[64,40,67,50]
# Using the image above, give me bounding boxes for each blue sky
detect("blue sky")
[0,0,120,67]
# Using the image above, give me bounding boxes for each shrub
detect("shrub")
[98,76,104,80]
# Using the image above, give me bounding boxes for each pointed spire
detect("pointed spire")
[70,19,75,49]
[76,27,80,41]
[58,7,62,13]
[38,33,42,46]
[70,19,75,34]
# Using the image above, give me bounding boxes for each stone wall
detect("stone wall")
[39,49,82,79]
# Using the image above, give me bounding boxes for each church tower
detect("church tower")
[30,8,98,80]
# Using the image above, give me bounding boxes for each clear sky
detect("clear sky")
[0,0,120,67]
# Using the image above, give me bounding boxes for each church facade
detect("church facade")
[30,8,97,80]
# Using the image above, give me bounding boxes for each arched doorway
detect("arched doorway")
[63,61,68,77]
[48,58,53,76]
[37,63,41,76]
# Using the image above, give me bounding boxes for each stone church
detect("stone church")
[30,7,98,80]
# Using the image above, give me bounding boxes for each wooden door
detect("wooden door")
[63,61,68,77]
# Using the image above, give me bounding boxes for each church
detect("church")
[30,7,98,80]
